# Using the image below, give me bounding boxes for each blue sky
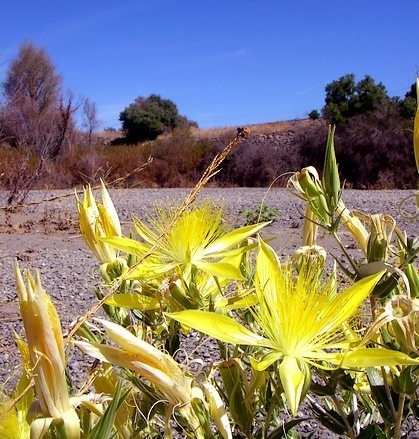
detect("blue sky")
[1,1,417,130]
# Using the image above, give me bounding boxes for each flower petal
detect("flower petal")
[195,260,244,280]
[250,350,283,371]
[105,293,160,310]
[340,348,419,368]
[166,310,268,346]
[279,356,306,416]
[203,222,269,256]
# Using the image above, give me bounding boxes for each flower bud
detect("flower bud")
[322,125,341,213]
[14,260,80,438]
[293,245,326,274]
[367,214,393,263]
[75,181,122,264]
[288,166,332,227]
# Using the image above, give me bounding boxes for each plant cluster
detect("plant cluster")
[241,202,280,226]
[2,84,419,438]
[321,73,417,125]
[119,94,196,144]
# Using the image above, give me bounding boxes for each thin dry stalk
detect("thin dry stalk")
[66,127,250,343]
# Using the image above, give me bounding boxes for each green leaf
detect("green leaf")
[366,367,396,424]
[309,402,351,436]
[165,310,268,346]
[169,283,200,309]
[89,380,128,439]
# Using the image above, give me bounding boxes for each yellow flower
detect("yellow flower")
[75,318,225,439]
[167,239,419,415]
[14,261,79,439]
[0,333,33,439]
[75,179,122,264]
[101,201,268,283]
[293,244,327,274]
[0,386,31,439]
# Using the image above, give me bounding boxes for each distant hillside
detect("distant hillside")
[98,118,314,143]
[190,118,313,139]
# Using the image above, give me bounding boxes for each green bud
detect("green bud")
[297,169,331,227]
[367,215,388,263]
[322,125,341,213]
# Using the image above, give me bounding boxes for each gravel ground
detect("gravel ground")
[1,187,418,437]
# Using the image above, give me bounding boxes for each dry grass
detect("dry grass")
[190,118,312,139]
[95,119,312,142]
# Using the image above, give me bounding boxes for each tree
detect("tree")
[3,40,62,113]
[119,94,183,143]
[322,73,357,124]
[322,74,389,124]
[352,75,388,113]
[308,109,320,121]
[0,40,77,158]
[82,97,99,146]
[399,82,417,119]
[0,41,80,204]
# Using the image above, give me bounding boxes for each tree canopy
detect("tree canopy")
[119,94,184,143]
[0,40,77,158]
[322,74,389,124]
[3,40,62,113]
[399,82,418,118]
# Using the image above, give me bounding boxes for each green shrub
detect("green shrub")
[241,202,279,225]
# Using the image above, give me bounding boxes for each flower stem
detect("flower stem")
[332,230,359,275]
[331,394,356,439]
[381,366,397,422]
[306,395,347,432]
[394,392,406,439]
